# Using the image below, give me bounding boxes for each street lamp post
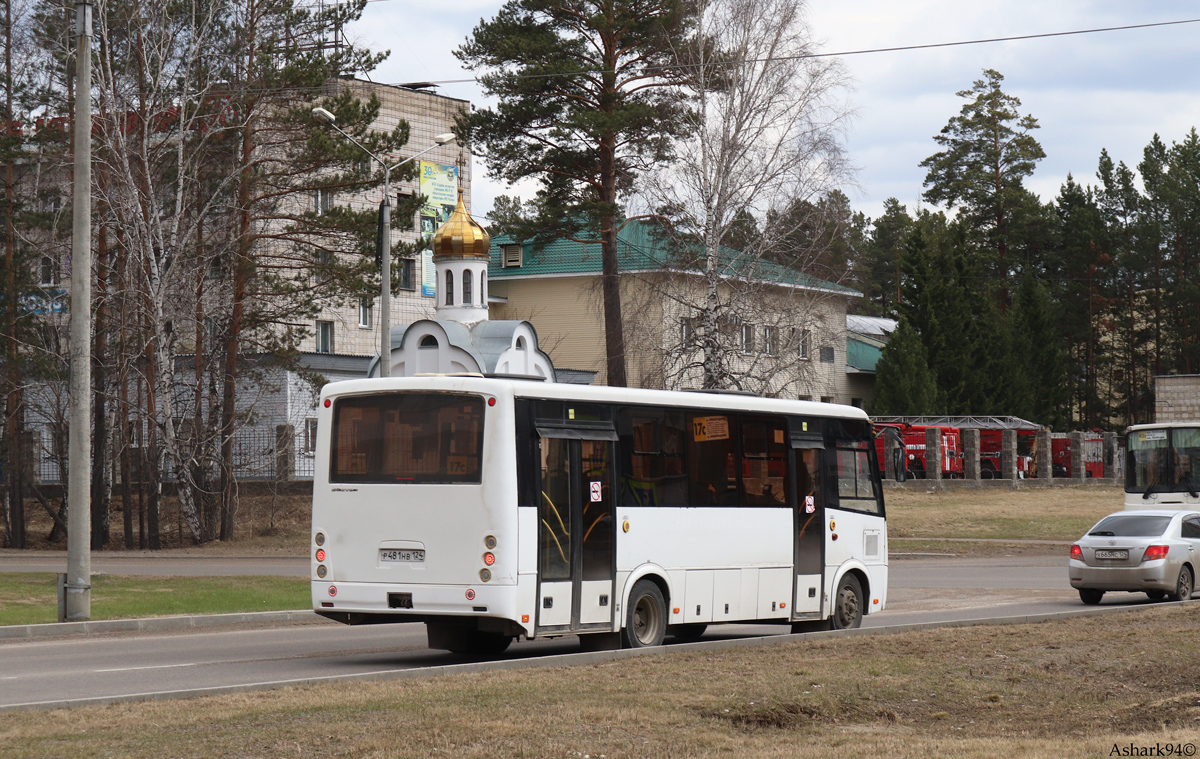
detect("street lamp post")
[311,107,454,378]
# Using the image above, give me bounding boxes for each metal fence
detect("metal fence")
[31,424,315,485]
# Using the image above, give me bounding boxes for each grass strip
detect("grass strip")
[885,486,1123,541]
[1,603,1198,757]
[0,573,309,626]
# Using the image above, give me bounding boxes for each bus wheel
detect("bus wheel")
[669,623,707,642]
[830,574,863,630]
[622,580,666,648]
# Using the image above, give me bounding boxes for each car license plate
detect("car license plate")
[1095,549,1128,560]
[380,549,425,563]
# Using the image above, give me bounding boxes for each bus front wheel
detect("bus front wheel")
[830,574,863,630]
[622,580,667,648]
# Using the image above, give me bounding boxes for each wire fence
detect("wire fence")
[32,425,315,485]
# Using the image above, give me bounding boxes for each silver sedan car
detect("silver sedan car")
[1069,509,1200,604]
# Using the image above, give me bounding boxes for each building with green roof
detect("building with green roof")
[488,220,876,404]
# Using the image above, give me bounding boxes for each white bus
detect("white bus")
[1126,423,1200,509]
[311,376,891,655]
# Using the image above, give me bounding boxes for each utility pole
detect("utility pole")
[65,0,92,621]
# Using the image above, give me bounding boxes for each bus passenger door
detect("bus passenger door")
[536,435,616,633]
[791,444,825,616]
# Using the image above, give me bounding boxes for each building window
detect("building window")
[304,418,318,453]
[851,397,863,408]
[399,258,416,290]
[797,329,811,360]
[314,188,332,215]
[39,256,56,285]
[819,346,835,363]
[821,395,833,404]
[358,299,372,329]
[681,317,695,347]
[740,323,755,353]
[445,270,454,306]
[481,270,487,302]
[315,320,334,353]
[502,244,522,268]
[798,395,812,402]
[463,269,473,305]
[763,326,778,356]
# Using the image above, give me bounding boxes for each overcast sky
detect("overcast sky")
[346,1,1200,223]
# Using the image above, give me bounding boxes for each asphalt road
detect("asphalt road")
[0,551,1171,712]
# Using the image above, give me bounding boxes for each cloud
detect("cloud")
[349,0,1200,222]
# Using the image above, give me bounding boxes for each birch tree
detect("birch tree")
[633,0,852,394]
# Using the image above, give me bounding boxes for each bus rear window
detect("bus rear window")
[331,393,484,484]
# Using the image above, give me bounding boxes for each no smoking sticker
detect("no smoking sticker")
[590,481,602,502]
[805,495,815,514]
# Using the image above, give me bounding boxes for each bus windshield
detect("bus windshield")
[331,393,484,484]
[1127,427,1200,494]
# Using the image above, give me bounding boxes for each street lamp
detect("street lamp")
[311,106,455,377]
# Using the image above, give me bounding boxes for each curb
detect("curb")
[0,609,319,641]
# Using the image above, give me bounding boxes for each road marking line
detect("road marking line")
[95,663,198,673]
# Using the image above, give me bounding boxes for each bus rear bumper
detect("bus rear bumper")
[312,580,531,634]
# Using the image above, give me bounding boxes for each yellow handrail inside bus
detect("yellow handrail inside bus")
[540,519,568,564]
[583,512,608,543]
[542,491,568,536]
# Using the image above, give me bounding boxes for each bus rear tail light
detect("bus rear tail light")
[483,552,495,566]
[317,565,327,578]
[316,549,326,562]
[1070,544,1083,561]
[480,569,492,582]
[1142,545,1169,562]
[315,532,325,546]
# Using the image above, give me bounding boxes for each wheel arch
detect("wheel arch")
[622,563,672,615]
[831,561,872,615]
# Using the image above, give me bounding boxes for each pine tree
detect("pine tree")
[859,198,912,317]
[457,0,694,386]
[920,69,1044,307]
[869,318,939,415]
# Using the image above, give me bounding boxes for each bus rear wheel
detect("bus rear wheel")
[830,574,863,630]
[622,580,666,648]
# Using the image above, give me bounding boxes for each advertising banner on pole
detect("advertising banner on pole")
[419,161,458,298]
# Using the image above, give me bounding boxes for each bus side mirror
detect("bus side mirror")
[894,448,907,483]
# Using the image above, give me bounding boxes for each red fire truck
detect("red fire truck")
[873,422,963,479]
[873,417,1106,479]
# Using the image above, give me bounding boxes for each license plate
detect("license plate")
[380,549,425,563]
[1095,549,1128,560]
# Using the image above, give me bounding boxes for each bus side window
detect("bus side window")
[742,418,787,506]
[617,407,687,507]
[687,413,739,506]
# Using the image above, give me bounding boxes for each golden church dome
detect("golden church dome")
[431,188,491,260]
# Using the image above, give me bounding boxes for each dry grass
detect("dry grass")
[1,604,1198,758]
[885,486,1124,542]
